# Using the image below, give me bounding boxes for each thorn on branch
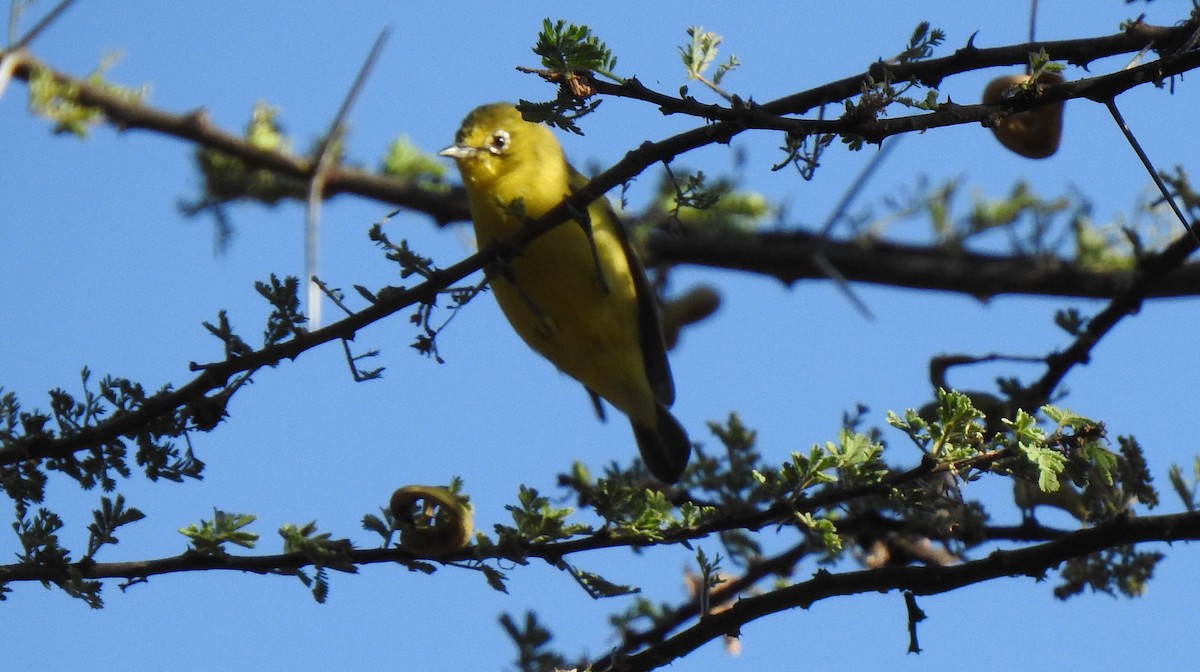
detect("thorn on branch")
[1103,98,1199,243]
[904,590,926,654]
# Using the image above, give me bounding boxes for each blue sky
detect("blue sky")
[3,2,1199,670]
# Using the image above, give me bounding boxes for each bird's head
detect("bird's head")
[439,103,562,189]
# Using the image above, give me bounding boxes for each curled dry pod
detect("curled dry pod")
[389,485,474,555]
[982,71,1065,159]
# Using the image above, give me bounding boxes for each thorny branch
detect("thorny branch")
[2,50,471,225]
[587,18,1200,143]
[593,510,1200,672]
[2,502,1185,672]
[4,18,1199,223]
[3,16,1200,469]
[0,442,1020,587]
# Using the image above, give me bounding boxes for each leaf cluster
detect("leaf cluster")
[180,509,259,555]
[280,521,357,603]
[533,18,618,81]
[380,135,448,187]
[27,55,147,137]
[518,19,621,134]
[679,26,740,100]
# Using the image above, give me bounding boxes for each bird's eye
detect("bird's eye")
[487,130,510,154]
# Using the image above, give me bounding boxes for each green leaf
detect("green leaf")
[1019,443,1068,493]
[794,512,842,552]
[680,26,739,95]
[179,510,259,555]
[1167,457,1200,512]
[1054,308,1087,336]
[480,564,509,594]
[533,18,617,78]
[202,309,255,359]
[380,135,447,186]
[85,494,146,558]
[893,21,946,63]
[361,510,394,546]
[1054,546,1162,599]
[504,485,588,542]
[570,567,640,598]
[27,54,148,137]
[246,101,287,152]
[255,274,307,345]
[500,611,566,672]
[681,26,719,78]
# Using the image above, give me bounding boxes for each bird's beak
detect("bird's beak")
[438,144,477,159]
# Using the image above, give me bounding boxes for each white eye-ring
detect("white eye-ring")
[487,130,510,155]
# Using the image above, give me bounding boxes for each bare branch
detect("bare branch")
[648,228,1200,300]
[3,50,470,225]
[306,27,393,328]
[8,0,77,50]
[1031,226,1199,404]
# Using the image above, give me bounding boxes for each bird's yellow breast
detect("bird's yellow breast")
[457,130,656,425]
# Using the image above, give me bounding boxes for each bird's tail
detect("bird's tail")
[631,404,691,483]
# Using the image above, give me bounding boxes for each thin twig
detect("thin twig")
[6,1,17,45]
[311,277,357,317]
[1028,0,1039,46]
[319,27,392,157]
[0,49,17,100]
[305,27,392,328]
[306,153,334,328]
[1104,98,1198,242]
[808,135,905,320]
[819,136,902,239]
[9,0,76,50]
[811,253,874,319]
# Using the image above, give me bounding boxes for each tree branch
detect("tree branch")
[604,517,1071,660]
[1031,222,1200,403]
[7,17,1199,231]
[597,511,1200,672]
[648,228,1200,299]
[0,448,1009,583]
[596,42,1200,146]
[588,17,1199,137]
[3,50,471,225]
[5,16,1198,476]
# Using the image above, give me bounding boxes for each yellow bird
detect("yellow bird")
[439,103,690,482]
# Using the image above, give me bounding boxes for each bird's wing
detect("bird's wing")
[620,215,676,406]
[568,167,675,406]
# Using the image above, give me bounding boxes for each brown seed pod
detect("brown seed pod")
[660,285,721,350]
[983,72,1065,159]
